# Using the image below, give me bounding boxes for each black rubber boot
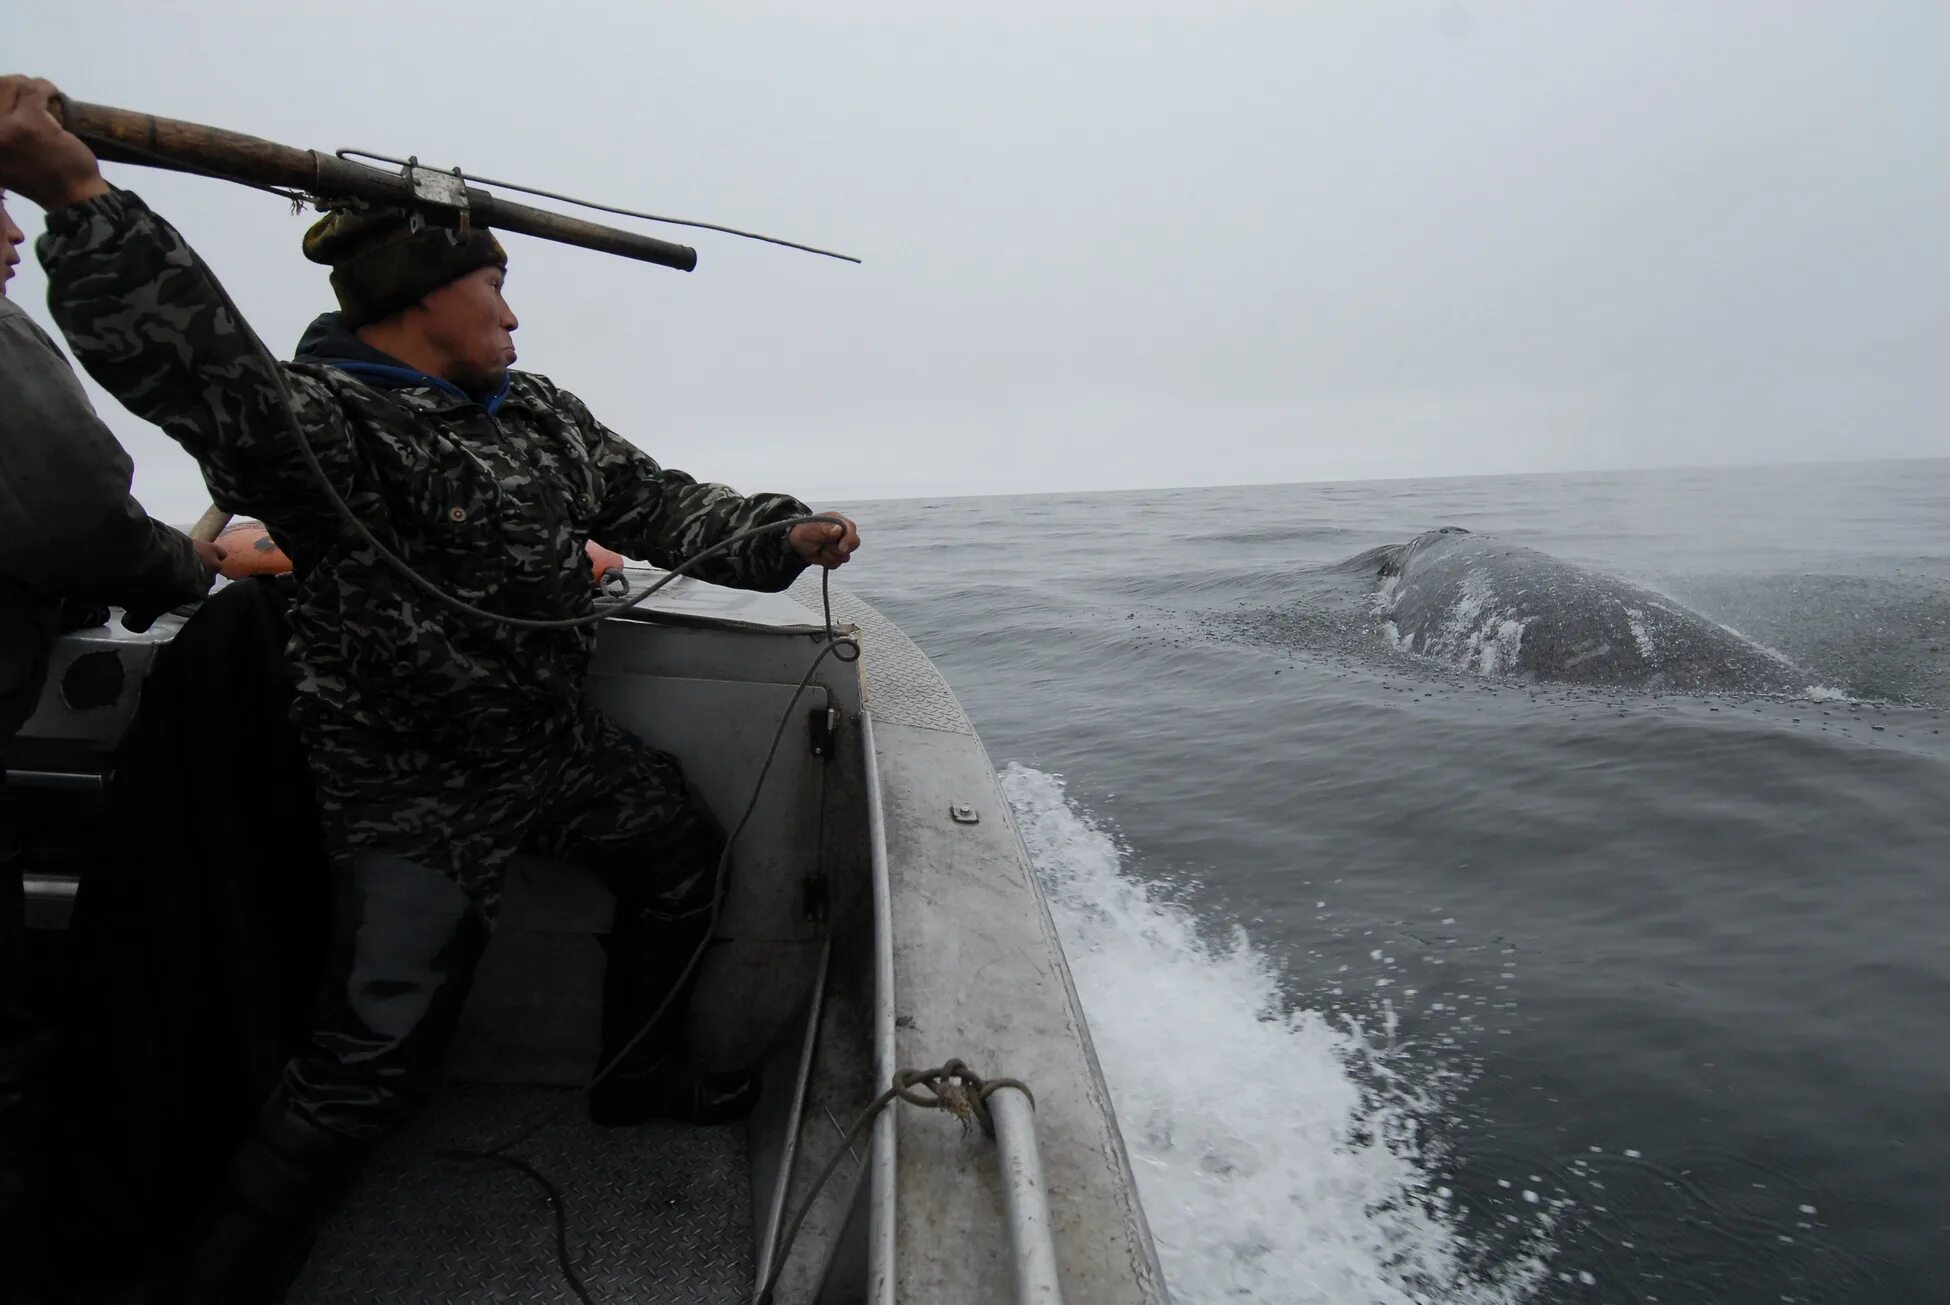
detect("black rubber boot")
[586,896,762,1126]
[173,850,489,1301]
[585,816,759,1126]
[169,1107,353,1305]
[173,1187,316,1305]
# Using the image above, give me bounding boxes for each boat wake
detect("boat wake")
[1000,764,1552,1305]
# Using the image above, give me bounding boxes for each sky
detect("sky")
[10,1,1948,515]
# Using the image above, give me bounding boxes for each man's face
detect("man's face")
[0,191,26,298]
[412,263,518,392]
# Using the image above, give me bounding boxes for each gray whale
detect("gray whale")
[1350,527,1804,691]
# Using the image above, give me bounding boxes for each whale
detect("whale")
[1347,527,1804,691]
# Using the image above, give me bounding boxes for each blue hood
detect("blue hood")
[293,312,511,414]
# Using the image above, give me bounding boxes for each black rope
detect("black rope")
[191,191,860,1303]
[98,146,853,630]
[434,566,856,1304]
[465,569,856,1164]
[72,163,867,1302]
[90,134,857,633]
[437,1150,596,1305]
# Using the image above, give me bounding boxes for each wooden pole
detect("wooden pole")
[188,504,232,544]
[52,98,699,272]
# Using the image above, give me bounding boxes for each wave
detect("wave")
[1000,764,1552,1304]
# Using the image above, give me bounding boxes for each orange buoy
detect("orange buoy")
[215,520,291,578]
[214,521,628,587]
[584,541,626,580]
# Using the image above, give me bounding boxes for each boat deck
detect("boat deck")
[291,1086,752,1304]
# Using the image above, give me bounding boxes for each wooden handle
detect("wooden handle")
[56,98,321,191]
[189,504,233,544]
[54,97,698,272]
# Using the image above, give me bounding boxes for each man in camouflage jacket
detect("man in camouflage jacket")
[0,75,859,1300]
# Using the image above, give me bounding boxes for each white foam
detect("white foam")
[1000,764,1551,1305]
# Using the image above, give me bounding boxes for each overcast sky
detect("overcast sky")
[11,1,1948,515]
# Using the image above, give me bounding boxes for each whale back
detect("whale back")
[1338,542,1409,577]
[1339,527,1472,578]
[1370,529,1801,690]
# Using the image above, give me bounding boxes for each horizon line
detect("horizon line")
[810,451,1950,507]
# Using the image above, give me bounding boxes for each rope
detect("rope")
[463,579,855,1164]
[435,1151,597,1305]
[753,1060,1034,1305]
[75,155,885,1302]
[93,131,857,632]
[430,563,856,1305]
[458,1055,1035,1305]
[124,175,871,1167]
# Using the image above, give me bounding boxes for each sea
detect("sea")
[834,457,1950,1305]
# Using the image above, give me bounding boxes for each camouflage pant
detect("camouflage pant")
[311,705,719,920]
[234,711,726,1211]
[519,710,723,923]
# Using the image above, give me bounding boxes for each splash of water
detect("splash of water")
[1000,763,1551,1305]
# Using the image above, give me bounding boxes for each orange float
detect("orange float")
[214,520,293,578]
[216,520,628,586]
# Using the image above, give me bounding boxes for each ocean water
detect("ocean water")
[835,458,1950,1305]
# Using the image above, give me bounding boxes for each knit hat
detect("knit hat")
[302,207,507,328]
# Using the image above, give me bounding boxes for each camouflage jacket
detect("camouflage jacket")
[37,189,811,863]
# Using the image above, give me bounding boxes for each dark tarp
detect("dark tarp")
[40,576,330,1276]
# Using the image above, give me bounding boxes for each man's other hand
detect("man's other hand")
[789,513,860,570]
[0,76,109,211]
[192,538,226,586]
[121,539,224,634]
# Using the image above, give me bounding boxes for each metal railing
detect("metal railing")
[859,710,1067,1305]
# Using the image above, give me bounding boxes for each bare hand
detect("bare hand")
[192,538,226,586]
[789,513,860,570]
[0,76,108,211]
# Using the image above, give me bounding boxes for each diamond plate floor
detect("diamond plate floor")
[290,1086,753,1304]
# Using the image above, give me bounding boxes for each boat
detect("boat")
[8,565,1168,1303]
